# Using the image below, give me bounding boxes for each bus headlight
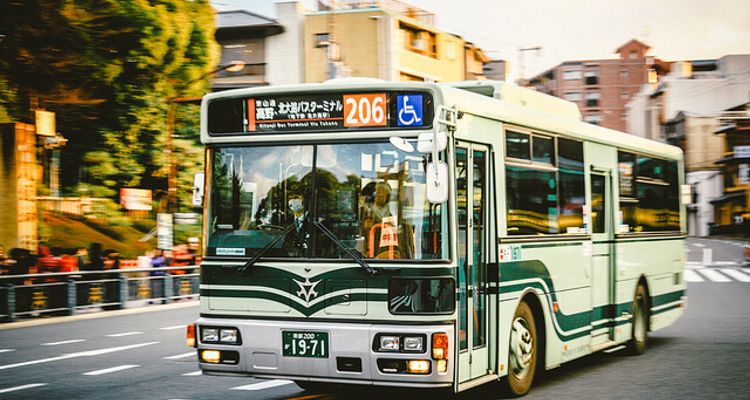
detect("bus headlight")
[379,335,400,351]
[220,328,238,344]
[202,328,219,343]
[403,336,424,352]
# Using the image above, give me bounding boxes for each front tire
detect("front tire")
[628,284,649,355]
[507,301,538,396]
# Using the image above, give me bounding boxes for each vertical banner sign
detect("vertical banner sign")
[157,213,173,250]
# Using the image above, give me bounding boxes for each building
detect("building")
[529,39,669,131]
[483,59,509,81]
[303,0,489,82]
[711,104,750,235]
[0,123,38,251]
[213,3,306,89]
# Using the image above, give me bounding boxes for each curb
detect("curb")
[0,300,199,331]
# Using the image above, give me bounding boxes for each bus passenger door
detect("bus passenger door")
[456,143,490,382]
[590,168,615,346]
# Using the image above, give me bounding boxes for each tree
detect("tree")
[0,0,218,202]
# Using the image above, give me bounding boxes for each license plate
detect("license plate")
[282,331,329,358]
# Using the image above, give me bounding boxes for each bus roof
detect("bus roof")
[201,79,683,160]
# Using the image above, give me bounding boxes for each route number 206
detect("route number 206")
[343,93,387,127]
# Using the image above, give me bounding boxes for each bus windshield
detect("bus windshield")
[207,139,448,261]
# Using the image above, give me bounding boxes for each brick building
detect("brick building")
[528,39,669,131]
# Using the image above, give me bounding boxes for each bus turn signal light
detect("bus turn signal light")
[432,332,448,360]
[186,323,196,348]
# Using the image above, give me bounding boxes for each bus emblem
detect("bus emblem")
[293,278,322,303]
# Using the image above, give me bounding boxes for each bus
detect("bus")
[188,79,687,396]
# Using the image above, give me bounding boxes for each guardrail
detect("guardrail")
[0,266,199,322]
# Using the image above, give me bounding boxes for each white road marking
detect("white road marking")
[0,341,159,371]
[182,370,203,376]
[106,331,144,337]
[83,364,139,376]
[231,379,294,391]
[719,268,750,282]
[42,339,86,346]
[163,352,196,360]
[684,269,705,282]
[0,349,15,354]
[713,261,739,266]
[159,325,186,331]
[693,243,706,248]
[0,383,47,394]
[696,268,731,282]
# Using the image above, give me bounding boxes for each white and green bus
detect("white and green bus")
[189,79,686,395]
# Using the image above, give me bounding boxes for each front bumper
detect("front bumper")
[196,317,455,387]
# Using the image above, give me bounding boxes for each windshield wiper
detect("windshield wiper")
[236,223,297,274]
[312,220,376,276]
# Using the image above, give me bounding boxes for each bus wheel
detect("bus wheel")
[628,284,648,355]
[507,301,537,396]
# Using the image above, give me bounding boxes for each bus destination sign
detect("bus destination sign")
[231,91,432,134]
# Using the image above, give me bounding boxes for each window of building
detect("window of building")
[446,41,456,60]
[618,151,680,233]
[621,91,629,100]
[585,91,600,108]
[584,113,602,125]
[620,69,629,79]
[315,33,330,48]
[563,70,582,80]
[629,50,638,59]
[584,69,599,85]
[564,92,582,102]
[400,22,436,58]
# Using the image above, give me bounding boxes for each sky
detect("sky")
[213,0,750,79]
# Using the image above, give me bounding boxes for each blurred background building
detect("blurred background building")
[528,39,670,131]
[0,123,38,251]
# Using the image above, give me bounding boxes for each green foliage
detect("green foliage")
[0,0,218,201]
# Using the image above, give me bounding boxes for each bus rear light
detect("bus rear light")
[432,332,449,360]
[186,323,196,348]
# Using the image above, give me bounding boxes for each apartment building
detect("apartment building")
[303,1,488,82]
[529,39,669,131]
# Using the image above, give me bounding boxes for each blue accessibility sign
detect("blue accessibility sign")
[397,94,423,127]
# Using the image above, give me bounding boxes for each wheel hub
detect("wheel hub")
[510,317,533,378]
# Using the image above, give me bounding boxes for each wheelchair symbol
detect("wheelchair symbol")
[398,95,422,126]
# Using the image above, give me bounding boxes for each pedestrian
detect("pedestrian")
[150,249,167,276]
[84,242,104,271]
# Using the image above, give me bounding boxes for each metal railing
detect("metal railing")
[0,266,199,322]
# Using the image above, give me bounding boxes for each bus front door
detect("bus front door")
[456,143,490,382]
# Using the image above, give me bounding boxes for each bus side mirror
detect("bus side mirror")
[192,172,205,207]
[426,161,449,204]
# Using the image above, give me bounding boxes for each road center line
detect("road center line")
[0,341,159,371]
[163,351,196,360]
[0,349,15,354]
[159,325,186,331]
[0,383,47,394]
[83,364,139,376]
[42,339,86,346]
[693,243,705,248]
[106,331,144,337]
[232,379,294,391]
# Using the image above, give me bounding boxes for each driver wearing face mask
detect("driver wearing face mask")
[284,193,308,256]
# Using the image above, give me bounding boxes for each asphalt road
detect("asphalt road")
[0,238,748,400]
